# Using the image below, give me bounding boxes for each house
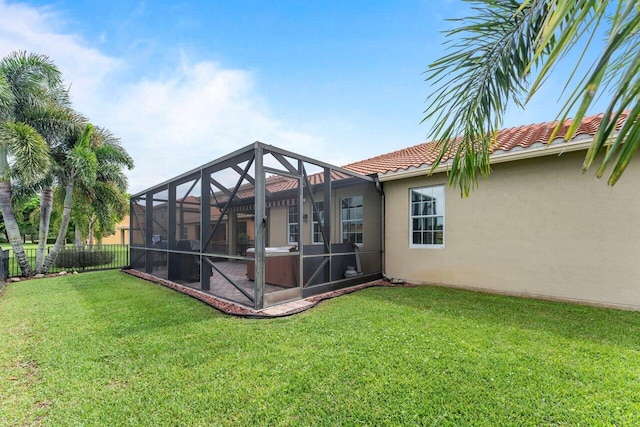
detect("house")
[101,216,130,245]
[129,112,640,310]
[345,112,639,310]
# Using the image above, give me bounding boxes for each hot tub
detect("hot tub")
[246,246,298,288]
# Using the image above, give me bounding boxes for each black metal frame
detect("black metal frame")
[129,141,383,309]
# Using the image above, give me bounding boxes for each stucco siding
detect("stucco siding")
[101,215,130,245]
[268,205,289,247]
[383,151,640,310]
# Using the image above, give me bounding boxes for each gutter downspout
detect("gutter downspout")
[374,175,385,278]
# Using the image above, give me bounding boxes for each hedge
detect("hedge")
[54,248,116,269]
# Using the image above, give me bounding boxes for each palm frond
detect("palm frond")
[9,178,45,205]
[0,51,62,99]
[425,0,640,192]
[423,0,550,196]
[22,105,86,146]
[0,52,65,123]
[581,2,639,184]
[91,127,134,169]
[0,121,50,185]
[94,143,134,170]
[527,0,640,184]
[68,124,98,186]
[96,163,129,191]
[0,74,15,122]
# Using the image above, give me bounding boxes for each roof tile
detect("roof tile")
[342,112,628,175]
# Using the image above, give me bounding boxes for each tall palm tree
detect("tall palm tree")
[42,124,133,272]
[0,52,62,275]
[41,123,95,272]
[27,104,85,272]
[66,127,131,249]
[423,0,639,196]
[69,178,129,249]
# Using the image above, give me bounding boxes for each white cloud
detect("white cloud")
[106,59,326,193]
[0,0,326,194]
[0,1,122,110]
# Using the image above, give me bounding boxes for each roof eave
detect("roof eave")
[377,138,595,182]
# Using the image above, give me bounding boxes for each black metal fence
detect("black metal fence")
[0,249,8,283]
[2,244,130,278]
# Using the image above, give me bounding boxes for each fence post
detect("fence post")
[0,248,8,284]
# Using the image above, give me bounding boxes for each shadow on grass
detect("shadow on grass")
[351,284,640,349]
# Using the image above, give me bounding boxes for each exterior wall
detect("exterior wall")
[268,205,289,247]
[102,215,130,245]
[266,182,382,273]
[331,183,381,251]
[383,151,640,310]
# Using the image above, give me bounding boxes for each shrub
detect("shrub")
[54,248,116,269]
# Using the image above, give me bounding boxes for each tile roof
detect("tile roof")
[342,112,629,176]
[263,170,353,193]
[206,170,358,207]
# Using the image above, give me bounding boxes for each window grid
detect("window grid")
[410,186,444,247]
[288,204,299,244]
[312,201,324,244]
[341,196,363,245]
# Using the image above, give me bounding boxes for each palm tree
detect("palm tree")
[41,123,95,272]
[42,124,133,272]
[0,52,62,275]
[423,0,639,196]
[89,134,133,251]
[27,105,85,272]
[70,179,129,249]
[66,127,131,249]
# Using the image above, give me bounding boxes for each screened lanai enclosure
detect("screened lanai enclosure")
[130,142,383,309]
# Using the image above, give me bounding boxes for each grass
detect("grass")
[1,271,639,425]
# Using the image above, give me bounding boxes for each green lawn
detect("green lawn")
[1,271,639,425]
[2,244,42,277]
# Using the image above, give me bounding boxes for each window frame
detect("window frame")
[409,185,445,249]
[287,204,299,245]
[340,195,363,246]
[311,200,325,245]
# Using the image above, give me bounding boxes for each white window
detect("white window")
[410,186,444,247]
[341,196,363,245]
[287,204,299,244]
[312,201,325,244]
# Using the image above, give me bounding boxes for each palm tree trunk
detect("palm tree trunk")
[35,186,53,272]
[74,224,82,246]
[0,182,34,276]
[43,182,73,273]
[0,147,33,276]
[88,215,96,250]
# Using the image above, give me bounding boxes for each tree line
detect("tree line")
[0,51,133,276]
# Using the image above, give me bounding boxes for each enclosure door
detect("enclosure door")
[260,170,303,307]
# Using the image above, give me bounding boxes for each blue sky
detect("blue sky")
[0,0,608,193]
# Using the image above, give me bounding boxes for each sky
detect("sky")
[0,0,609,194]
